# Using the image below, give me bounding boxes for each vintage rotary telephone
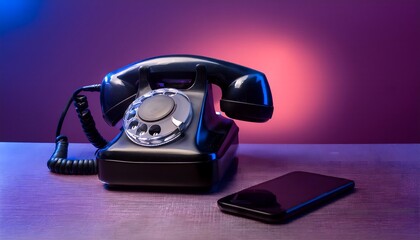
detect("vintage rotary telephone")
[48,55,273,190]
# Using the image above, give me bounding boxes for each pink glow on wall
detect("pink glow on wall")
[166,27,341,143]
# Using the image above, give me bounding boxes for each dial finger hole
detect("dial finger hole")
[136,124,147,135]
[126,109,136,120]
[128,120,139,130]
[149,125,161,136]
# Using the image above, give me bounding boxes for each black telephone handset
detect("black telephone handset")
[48,55,273,190]
[101,55,273,125]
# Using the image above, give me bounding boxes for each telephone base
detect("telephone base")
[102,157,238,192]
[96,121,239,191]
[97,143,238,191]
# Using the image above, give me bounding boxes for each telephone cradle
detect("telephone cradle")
[48,55,273,191]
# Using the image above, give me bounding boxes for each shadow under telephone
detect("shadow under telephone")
[48,55,274,190]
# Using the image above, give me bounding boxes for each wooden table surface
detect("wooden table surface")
[0,142,419,240]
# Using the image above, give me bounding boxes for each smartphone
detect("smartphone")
[217,171,355,223]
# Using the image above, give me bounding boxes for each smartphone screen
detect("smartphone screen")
[217,171,355,223]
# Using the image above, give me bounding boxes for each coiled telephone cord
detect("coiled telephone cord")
[47,84,108,175]
[73,95,108,149]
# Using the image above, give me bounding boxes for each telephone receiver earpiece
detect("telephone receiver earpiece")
[220,73,273,122]
[100,55,273,126]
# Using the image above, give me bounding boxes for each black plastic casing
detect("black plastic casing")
[97,84,239,190]
[96,55,273,190]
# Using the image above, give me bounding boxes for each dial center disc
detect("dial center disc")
[137,95,175,122]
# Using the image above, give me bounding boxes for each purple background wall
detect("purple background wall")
[0,0,419,144]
